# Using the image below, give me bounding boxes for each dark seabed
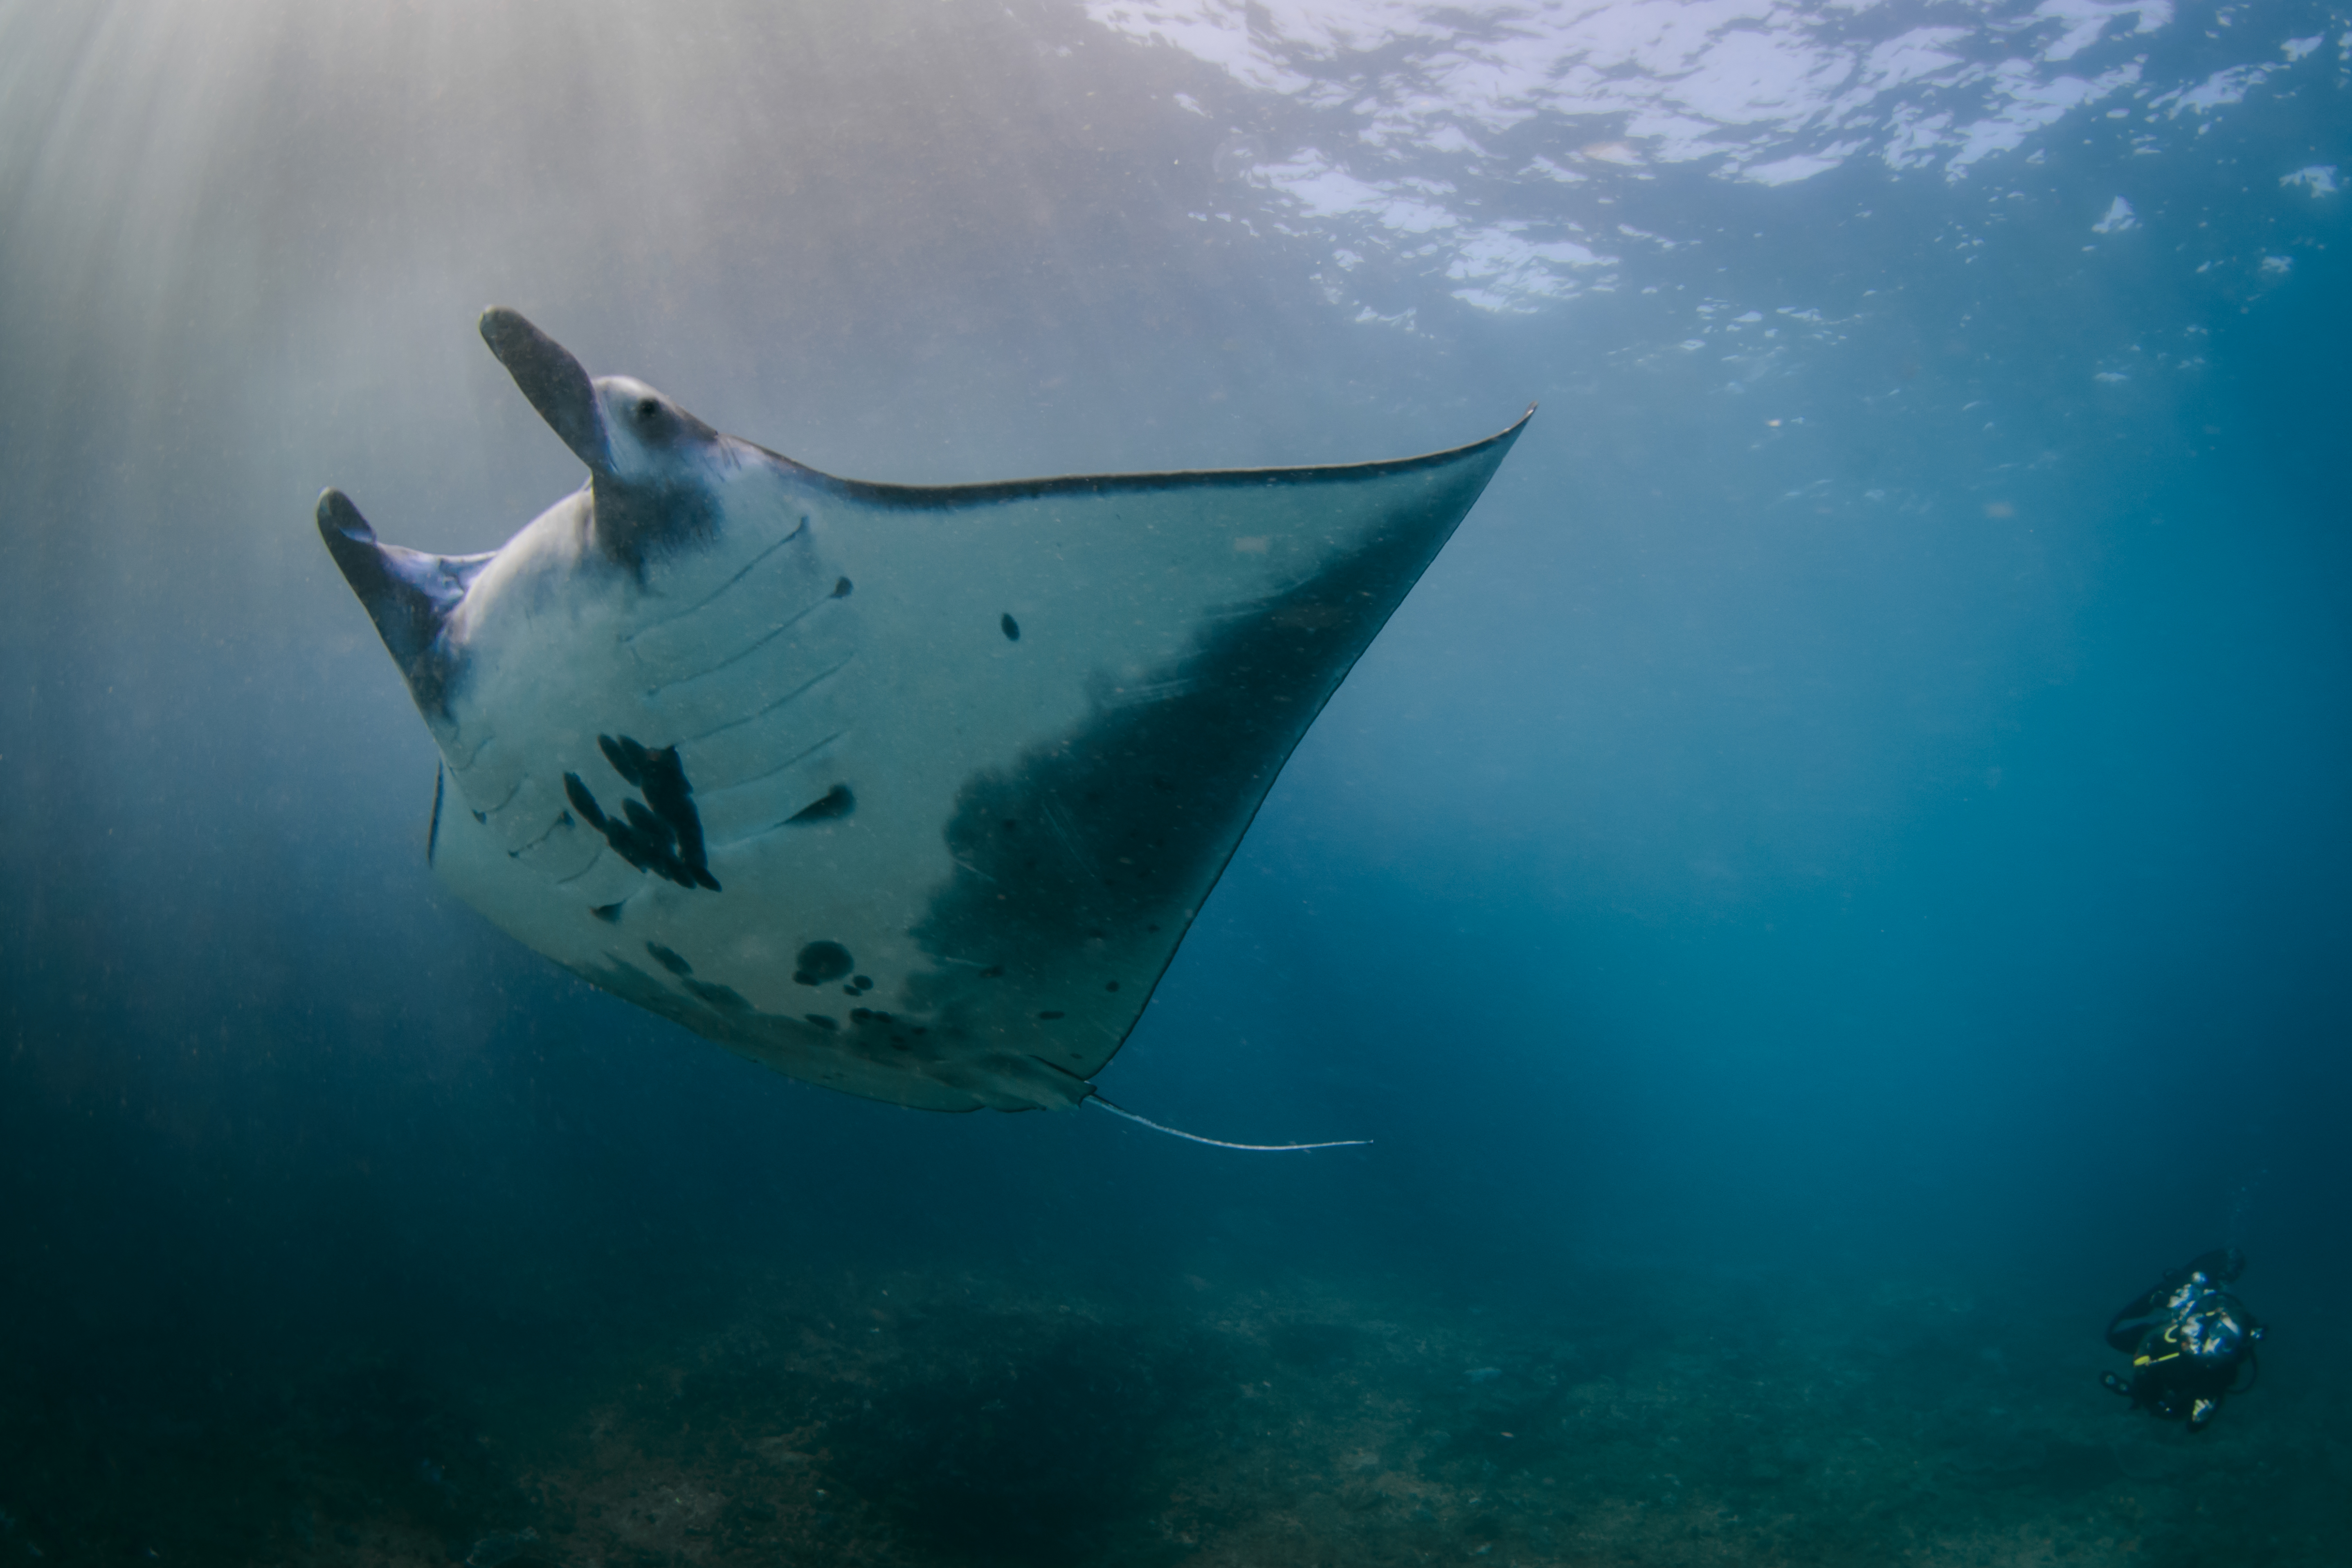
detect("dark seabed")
[2,1,2348,1565]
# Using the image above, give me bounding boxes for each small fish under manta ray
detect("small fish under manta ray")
[318,308,1529,1147]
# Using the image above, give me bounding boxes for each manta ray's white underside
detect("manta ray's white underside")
[321,309,1527,1112]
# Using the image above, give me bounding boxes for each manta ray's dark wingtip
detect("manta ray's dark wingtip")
[477,306,611,476]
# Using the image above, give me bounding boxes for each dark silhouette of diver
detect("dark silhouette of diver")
[2102,1248,2263,1432]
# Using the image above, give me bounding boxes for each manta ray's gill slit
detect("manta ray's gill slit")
[550,848,607,888]
[696,724,856,823]
[619,520,807,646]
[678,657,854,747]
[443,726,497,775]
[785,784,854,823]
[639,593,840,695]
[477,776,526,817]
[509,808,576,856]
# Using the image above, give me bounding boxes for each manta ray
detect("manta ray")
[320,309,1526,1129]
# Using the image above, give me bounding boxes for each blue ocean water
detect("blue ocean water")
[0,1,2345,1563]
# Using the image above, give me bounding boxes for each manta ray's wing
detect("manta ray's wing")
[322,312,1527,1114]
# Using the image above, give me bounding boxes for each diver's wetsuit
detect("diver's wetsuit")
[2102,1248,2262,1432]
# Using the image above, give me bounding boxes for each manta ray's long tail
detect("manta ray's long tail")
[1086,1095,1371,1152]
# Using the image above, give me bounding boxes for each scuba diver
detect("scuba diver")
[2101,1248,2263,1432]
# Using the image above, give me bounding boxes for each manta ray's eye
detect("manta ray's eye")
[633,396,663,425]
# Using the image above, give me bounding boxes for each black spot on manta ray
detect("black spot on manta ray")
[793,940,854,986]
[645,942,693,977]
[786,784,854,823]
[805,1014,839,1031]
[590,902,625,924]
[851,975,873,991]
[565,733,720,891]
[831,576,853,598]
[1000,613,1020,641]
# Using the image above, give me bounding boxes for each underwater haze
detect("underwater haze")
[2,0,2348,1563]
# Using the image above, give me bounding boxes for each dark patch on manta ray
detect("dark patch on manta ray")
[1001,613,1021,642]
[832,576,853,598]
[794,940,854,986]
[905,456,1501,1049]
[787,783,854,823]
[645,942,693,977]
[427,768,445,865]
[580,956,981,1111]
[684,978,752,1012]
[590,902,626,925]
[587,473,722,579]
[564,733,719,891]
[600,733,711,868]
